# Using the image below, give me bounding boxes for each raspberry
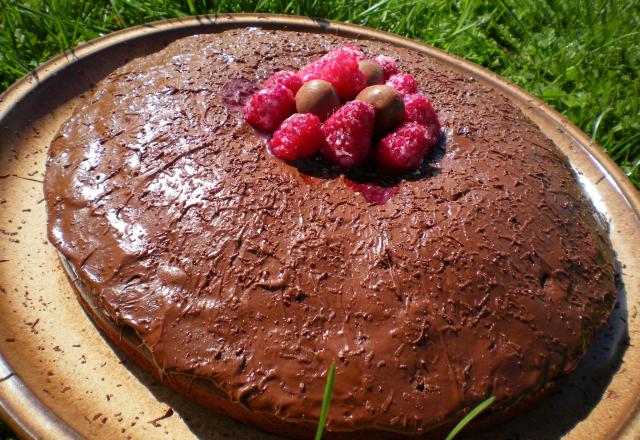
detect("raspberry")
[263,70,303,94]
[321,100,375,168]
[375,122,430,171]
[339,44,366,60]
[298,48,367,100]
[243,84,295,133]
[269,113,322,161]
[374,55,399,80]
[422,123,440,149]
[403,93,441,147]
[386,73,418,96]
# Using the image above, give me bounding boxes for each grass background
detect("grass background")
[0,0,638,190]
[0,0,637,437]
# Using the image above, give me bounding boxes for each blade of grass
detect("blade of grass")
[314,362,336,440]
[186,0,197,15]
[445,395,496,440]
[592,107,612,141]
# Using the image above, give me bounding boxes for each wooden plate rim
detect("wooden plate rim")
[0,13,638,439]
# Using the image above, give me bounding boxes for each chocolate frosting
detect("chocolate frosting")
[44,28,616,436]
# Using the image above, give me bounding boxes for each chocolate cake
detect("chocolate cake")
[44,28,616,438]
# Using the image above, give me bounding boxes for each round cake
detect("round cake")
[44,27,616,438]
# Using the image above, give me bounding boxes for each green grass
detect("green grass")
[313,364,493,440]
[315,362,336,440]
[0,0,638,189]
[0,0,637,437]
[445,396,495,440]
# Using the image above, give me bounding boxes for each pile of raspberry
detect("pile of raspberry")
[243,45,440,172]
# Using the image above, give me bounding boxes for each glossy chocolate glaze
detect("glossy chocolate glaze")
[44,28,616,436]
